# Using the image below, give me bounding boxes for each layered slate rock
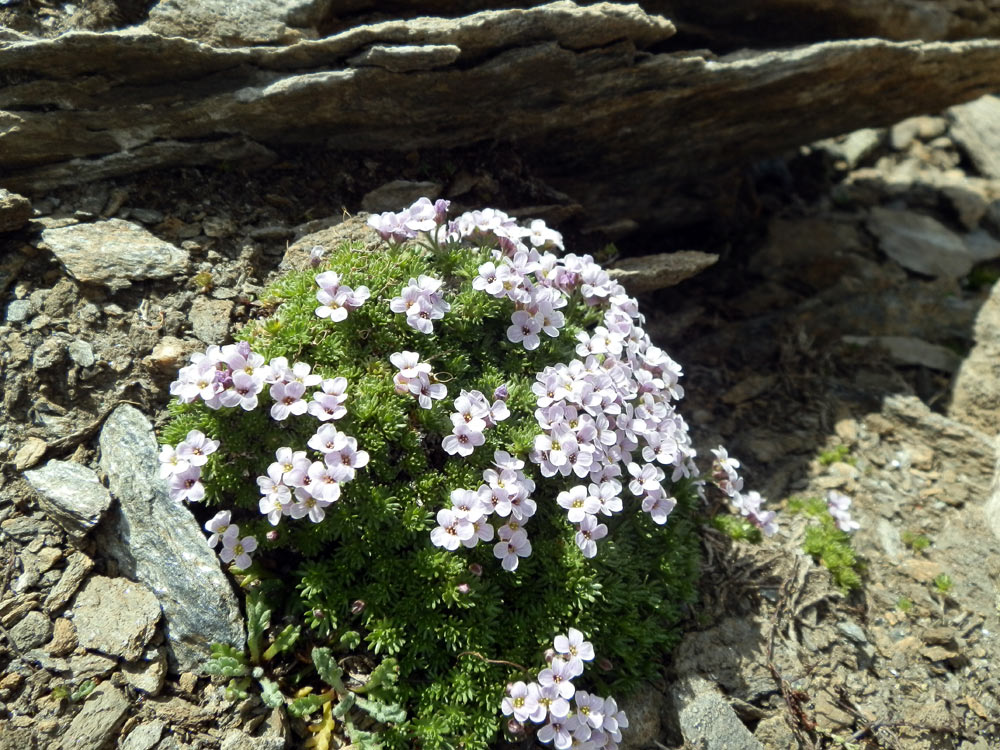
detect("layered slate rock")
[39,220,189,290]
[5,2,1000,230]
[24,460,112,542]
[72,575,161,661]
[98,405,245,672]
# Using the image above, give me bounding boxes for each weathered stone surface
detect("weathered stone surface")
[121,721,166,750]
[951,278,1000,435]
[607,250,718,293]
[0,188,31,232]
[24,460,112,542]
[361,181,443,213]
[867,206,975,278]
[72,575,161,661]
[842,335,961,373]
[349,44,461,72]
[45,550,94,614]
[283,215,381,271]
[58,684,130,750]
[949,95,1000,180]
[188,296,234,345]
[13,436,47,471]
[146,0,334,46]
[98,405,245,672]
[4,4,1000,230]
[122,648,168,695]
[9,610,53,651]
[39,220,189,289]
[677,689,764,749]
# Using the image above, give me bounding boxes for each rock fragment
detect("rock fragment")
[949,95,1000,180]
[9,610,53,651]
[361,180,443,214]
[867,206,976,278]
[24,460,112,542]
[39,219,189,289]
[72,575,161,661]
[123,648,168,695]
[98,405,245,672]
[0,188,32,232]
[188,296,234,344]
[607,250,718,293]
[58,684,130,750]
[45,550,94,614]
[121,720,166,750]
[13,436,47,470]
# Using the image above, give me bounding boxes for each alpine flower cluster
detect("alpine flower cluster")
[710,446,778,536]
[501,628,628,749]
[826,490,860,532]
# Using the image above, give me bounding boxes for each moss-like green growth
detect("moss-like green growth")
[817,444,854,467]
[161,225,702,749]
[901,530,931,553]
[709,513,763,543]
[933,573,953,594]
[787,496,863,592]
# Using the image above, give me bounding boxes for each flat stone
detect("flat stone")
[24,460,112,542]
[815,127,883,168]
[901,558,944,583]
[98,405,245,672]
[10,610,53,651]
[40,219,189,290]
[607,250,718,294]
[284,214,380,271]
[841,335,961,373]
[6,298,32,323]
[188,296,234,345]
[349,44,461,73]
[68,651,118,680]
[45,550,94,614]
[220,729,286,750]
[46,617,77,657]
[867,206,976,278]
[964,228,1000,262]
[67,339,96,367]
[677,689,764,749]
[122,648,168,695]
[145,0,332,46]
[0,188,31,232]
[121,721,166,750]
[360,180,443,214]
[949,94,1000,180]
[13,436,47,471]
[72,575,161,661]
[58,684,130,750]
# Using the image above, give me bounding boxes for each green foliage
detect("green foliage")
[788,496,863,592]
[204,643,250,678]
[817,444,853,467]
[933,573,953,594]
[171,236,702,748]
[709,513,762,543]
[901,530,931,553]
[896,596,913,613]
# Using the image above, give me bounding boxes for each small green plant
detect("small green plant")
[901,530,931,553]
[50,679,95,704]
[965,265,1000,292]
[817,444,854,467]
[788,494,863,591]
[896,596,913,613]
[933,573,953,594]
[709,513,762,543]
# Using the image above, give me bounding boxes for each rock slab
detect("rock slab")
[72,575,161,661]
[867,206,976,278]
[24,459,112,542]
[59,684,130,750]
[40,219,189,289]
[949,95,1000,180]
[98,405,246,672]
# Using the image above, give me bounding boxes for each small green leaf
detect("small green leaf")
[312,647,346,692]
[263,624,301,661]
[339,630,361,650]
[332,692,356,719]
[259,678,284,709]
[70,680,95,702]
[246,594,272,665]
[352,657,398,695]
[288,693,327,718]
[356,695,406,724]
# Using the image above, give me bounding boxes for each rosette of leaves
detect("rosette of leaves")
[162,214,701,749]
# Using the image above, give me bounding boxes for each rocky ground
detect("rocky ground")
[2,19,1000,743]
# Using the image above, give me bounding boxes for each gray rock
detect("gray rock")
[40,219,189,290]
[5,299,32,323]
[284,215,380,271]
[45,550,94,614]
[617,688,664,749]
[607,250,718,294]
[867,206,976,278]
[840,335,961,373]
[145,0,333,46]
[123,648,169,695]
[72,575,161,661]
[951,279,1000,434]
[67,339,96,368]
[815,127,883,168]
[24,460,112,542]
[189,296,234,345]
[349,44,461,73]
[6,6,1000,233]
[677,689,764,750]
[128,208,165,224]
[58,684,130,750]
[32,335,67,371]
[121,721,167,750]
[10,610,53,651]
[949,94,1000,180]
[220,730,286,750]
[0,188,31,232]
[98,405,245,672]
[361,180,443,214]
[69,651,118,680]
[965,228,1000,262]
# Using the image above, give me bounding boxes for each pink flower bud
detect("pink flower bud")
[493,383,509,401]
[506,719,525,737]
[266,530,279,542]
[351,599,366,614]
[598,657,613,671]
[312,609,324,619]
[544,648,556,664]
[456,583,470,595]
[469,563,483,577]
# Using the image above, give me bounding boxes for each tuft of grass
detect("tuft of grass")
[788,496,863,592]
[933,573,953,594]
[901,530,931,553]
[896,597,913,613]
